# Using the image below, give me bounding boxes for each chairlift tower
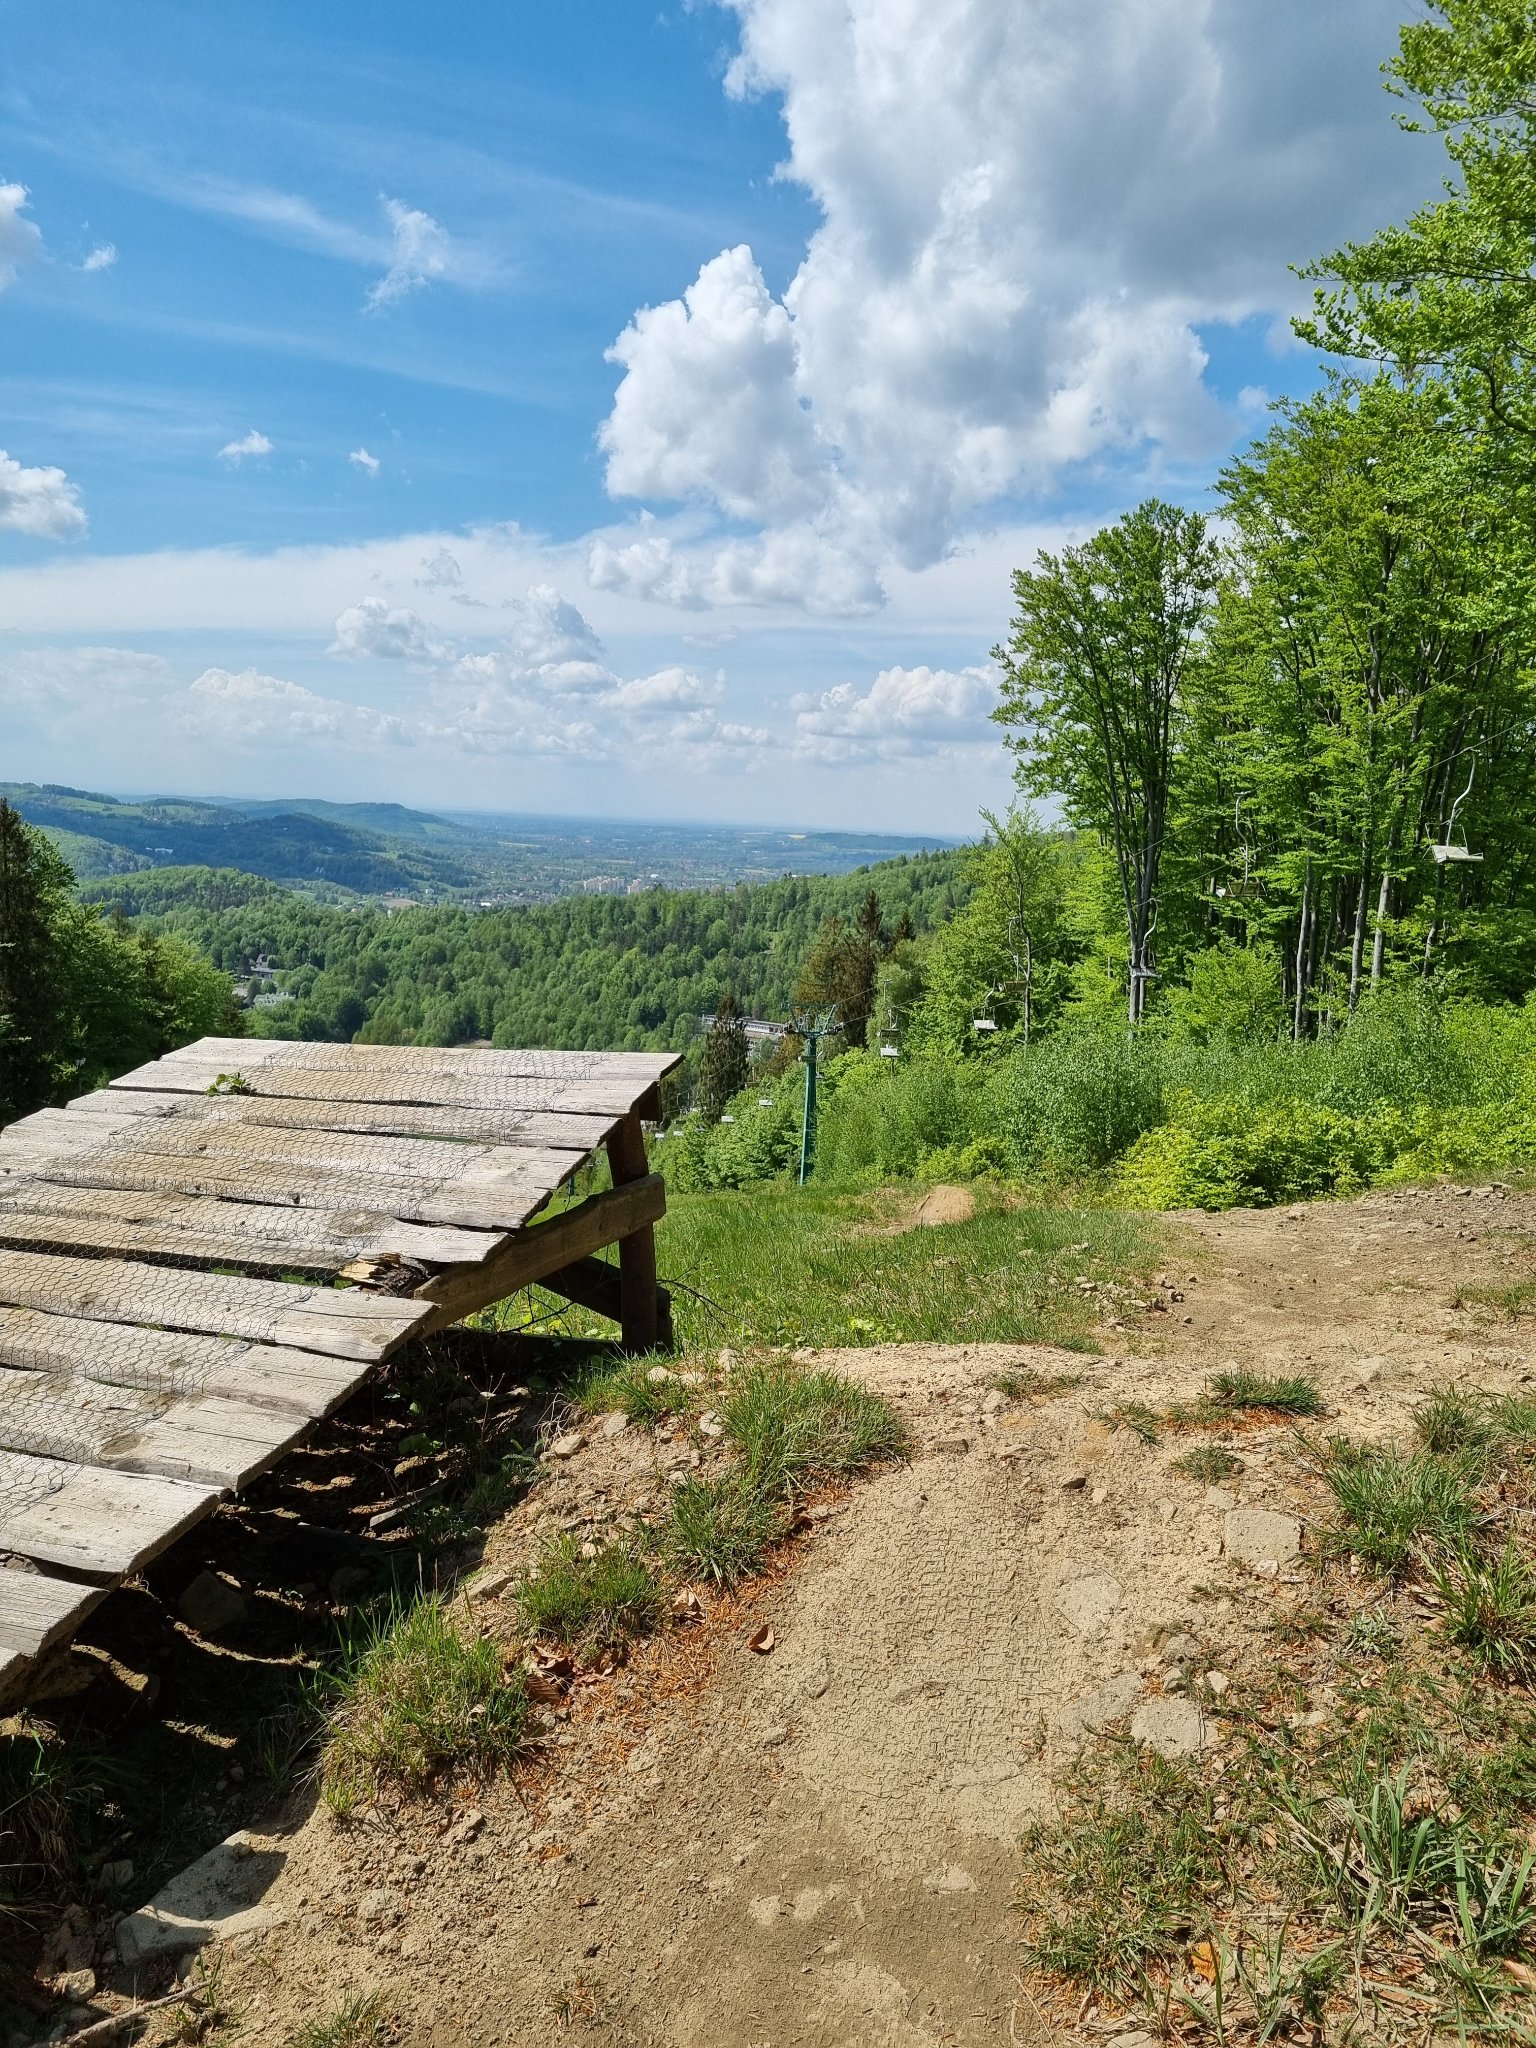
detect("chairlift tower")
[790,1006,839,1185]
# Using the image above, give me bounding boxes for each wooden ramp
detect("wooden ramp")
[0,1036,680,1705]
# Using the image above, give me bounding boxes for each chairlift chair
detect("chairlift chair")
[1429,758,1484,864]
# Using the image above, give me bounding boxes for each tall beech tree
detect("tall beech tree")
[994,500,1221,1025]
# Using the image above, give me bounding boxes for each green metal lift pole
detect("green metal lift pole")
[798,1030,818,1185]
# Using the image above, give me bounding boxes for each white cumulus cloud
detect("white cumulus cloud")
[349,446,381,476]
[794,662,996,762]
[0,449,87,539]
[187,667,411,746]
[219,429,273,463]
[366,197,452,311]
[0,182,43,291]
[328,598,446,664]
[81,242,117,273]
[594,0,1432,608]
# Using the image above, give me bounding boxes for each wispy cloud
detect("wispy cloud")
[80,242,118,272]
[349,445,381,475]
[0,183,44,291]
[218,428,273,462]
[365,198,452,311]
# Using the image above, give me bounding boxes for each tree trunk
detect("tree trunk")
[1293,860,1312,1043]
[1348,869,1370,1012]
[1370,870,1391,988]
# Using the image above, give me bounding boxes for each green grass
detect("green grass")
[1204,1369,1324,1417]
[986,1367,1084,1400]
[1413,1384,1497,1456]
[1099,1399,1162,1444]
[1173,1443,1243,1483]
[662,1471,788,1586]
[318,1595,527,1811]
[1434,1539,1536,1680]
[577,1356,695,1424]
[1323,1441,1480,1575]
[497,1184,1150,1353]
[517,1536,663,1655]
[289,1994,393,2048]
[720,1357,907,1485]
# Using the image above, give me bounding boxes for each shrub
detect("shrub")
[987,1022,1171,1177]
[1117,1095,1379,1209]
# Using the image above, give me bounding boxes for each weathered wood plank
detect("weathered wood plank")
[108,1044,679,1118]
[0,1366,300,1489]
[607,1113,661,1353]
[0,1567,105,1657]
[63,1086,620,1154]
[0,1249,428,1362]
[414,1175,667,1333]
[0,1117,585,1233]
[0,1452,218,1578]
[0,1181,504,1275]
[152,1038,680,1086]
[0,1306,367,1416]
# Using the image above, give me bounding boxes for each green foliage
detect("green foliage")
[1173,1444,1244,1483]
[697,991,749,1122]
[1434,1539,1536,1680]
[1163,941,1286,1044]
[578,1357,693,1425]
[318,1595,526,1809]
[516,1537,663,1656]
[289,1994,393,2048]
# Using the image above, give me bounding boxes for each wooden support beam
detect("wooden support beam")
[411,1175,666,1333]
[539,1254,674,1348]
[606,1114,662,1354]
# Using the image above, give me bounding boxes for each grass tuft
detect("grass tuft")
[1173,1443,1243,1484]
[720,1358,907,1487]
[319,1595,526,1811]
[578,1357,695,1426]
[1100,1400,1162,1444]
[1323,1440,1479,1575]
[1204,1369,1324,1417]
[1434,1539,1536,1680]
[987,1367,1084,1400]
[517,1536,663,1656]
[1414,1384,1496,1457]
[290,1994,393,2048]
[662,1472,788,1586]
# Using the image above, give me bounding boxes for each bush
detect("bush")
[1117,1095,1380,1209]
[987,1022,1172,1177]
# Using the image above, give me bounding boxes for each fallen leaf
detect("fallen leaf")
[671,1589,703,1622]
[1503,1960,1536,1991]
[1189,1940,1219,1984]
[746,1625,776,1655]
[525,1674,565,1705]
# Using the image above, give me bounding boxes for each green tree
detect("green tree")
[1302,0,1536,440]
[0,802,73,1121]
[698,990,749,1123]
[994,501,1222,1024]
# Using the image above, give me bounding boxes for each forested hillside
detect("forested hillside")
[87,852,971,1050]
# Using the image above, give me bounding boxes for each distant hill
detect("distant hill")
[1,782,962,904]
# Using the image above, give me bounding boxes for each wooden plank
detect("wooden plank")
[0,1567,105,1657]
[152,1038,680,1086]
[0,1306,367,1417]
[108,1044,680,1119]
[62,1086,619,1154]
[0,1451,218,1578]
[414,1175,667,1332]
[0,1182,504,1275]
[537,1253,672,1346]
[0,1249,428,1362]
[0,1366,300,1489]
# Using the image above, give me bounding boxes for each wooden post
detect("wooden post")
[606,1113,664,1353]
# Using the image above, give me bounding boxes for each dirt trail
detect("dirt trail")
[177,1185,1536,2047]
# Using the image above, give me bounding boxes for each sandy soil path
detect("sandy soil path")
[186,1184,1536,2047]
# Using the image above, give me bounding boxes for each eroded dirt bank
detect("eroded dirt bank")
[151,1184,1536,2046]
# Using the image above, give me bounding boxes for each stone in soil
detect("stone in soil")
[1224,1507,1302,1568]
[116,1833,287,1965]
[176,1570,247,1636]
[1130,1694,1211,1758]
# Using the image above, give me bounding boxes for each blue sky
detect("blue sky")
[0,0,1439,832]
